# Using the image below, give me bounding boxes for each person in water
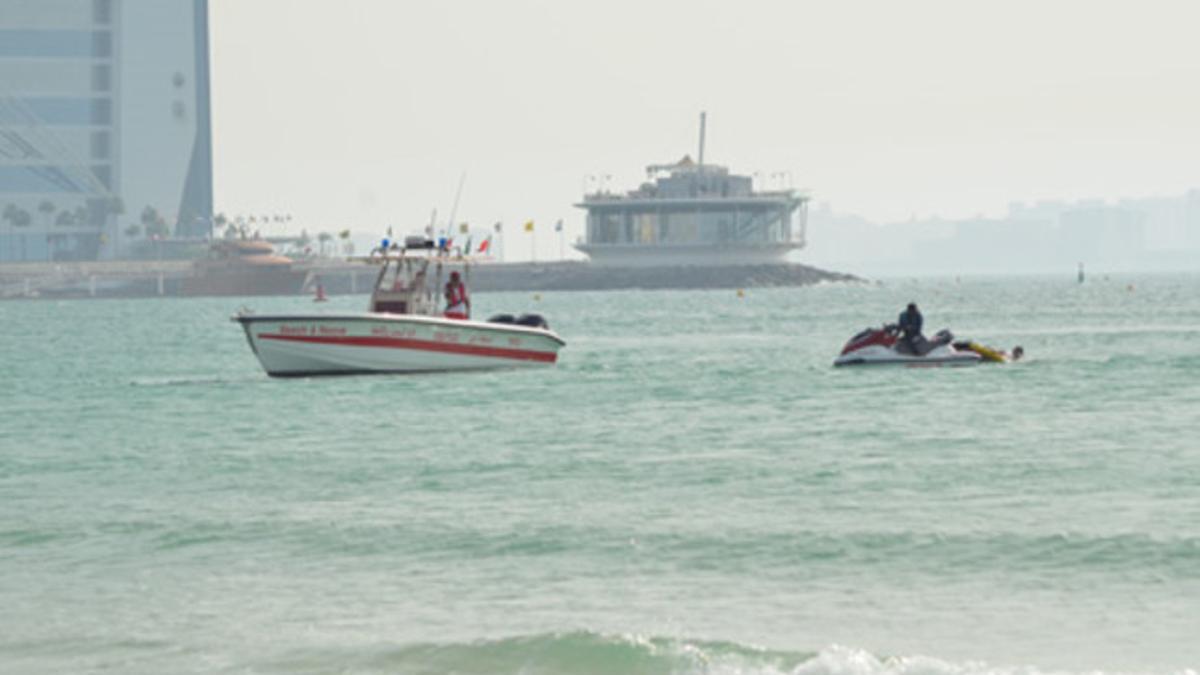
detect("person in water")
[444,270,470,320]
[896,302,924,354]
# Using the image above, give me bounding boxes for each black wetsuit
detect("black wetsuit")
[898,308,924,354]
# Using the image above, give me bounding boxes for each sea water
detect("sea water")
[1,275,1198,674]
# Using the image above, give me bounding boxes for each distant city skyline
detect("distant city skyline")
[805,188,1200,276]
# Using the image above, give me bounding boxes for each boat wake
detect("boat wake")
[126,374,261,388]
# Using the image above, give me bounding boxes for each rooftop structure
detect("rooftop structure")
[575,113,808,266]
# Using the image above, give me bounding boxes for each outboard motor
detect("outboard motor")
[404,235,435,249]
[514,313,549,329]
[487,313,516,324]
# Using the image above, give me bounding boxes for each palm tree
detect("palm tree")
[37,201,56,260]
[37,200,56,226]
[102,197,125,256]
[1,204,14,261]
[141,206,168,239]
[140,205,154,227]
[5,205,33,260]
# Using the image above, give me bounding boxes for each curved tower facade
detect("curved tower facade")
[0,0,212,262]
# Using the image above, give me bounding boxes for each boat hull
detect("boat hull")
[833,345,982,367]
[235,313,565,376]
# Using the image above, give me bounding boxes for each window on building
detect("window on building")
[698,210,736,243]
[90,165,112,190]
[90,131,110,160]
[91,64,111,92]
[90,98,111,125]
[91,31,112,58]
[93,0,113,23]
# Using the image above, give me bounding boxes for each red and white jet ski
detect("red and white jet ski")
[833,325,983,367]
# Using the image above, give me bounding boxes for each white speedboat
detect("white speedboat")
[833,326,982,367]
[234,240,565,376]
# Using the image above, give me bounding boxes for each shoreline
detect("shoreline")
[0,260,861,300]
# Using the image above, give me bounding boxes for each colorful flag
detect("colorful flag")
[478,237,491,253]
[524,220,534,232]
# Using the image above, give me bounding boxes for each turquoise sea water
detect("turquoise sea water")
[2,275,1199,674]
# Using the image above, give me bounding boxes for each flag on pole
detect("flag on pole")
[494,221,502,233]
[478,237,491,254]
[459,222,469,234]
[554,219,563,232]
[524,220,534,232]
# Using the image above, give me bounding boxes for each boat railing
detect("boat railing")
[356,241,482,316]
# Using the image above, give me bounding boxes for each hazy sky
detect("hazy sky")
[210,0,1200,256]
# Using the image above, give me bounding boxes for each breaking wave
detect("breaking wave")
[254,632,1197,675]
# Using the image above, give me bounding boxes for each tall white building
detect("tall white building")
[0,0,212,262]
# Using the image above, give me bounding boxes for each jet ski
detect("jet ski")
[833,325,983,367]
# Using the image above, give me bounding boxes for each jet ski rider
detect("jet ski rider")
[896,302,924,355]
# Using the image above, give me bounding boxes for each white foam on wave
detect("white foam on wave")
[614,638,1198,675]
[782,645,1193,675]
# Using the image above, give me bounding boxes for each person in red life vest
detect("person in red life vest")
[443,270,470,319]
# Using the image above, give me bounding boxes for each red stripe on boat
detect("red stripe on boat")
[256,333,558,363]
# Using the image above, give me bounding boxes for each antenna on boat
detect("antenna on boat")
[698,111,707,167]
[447,171,466,238]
